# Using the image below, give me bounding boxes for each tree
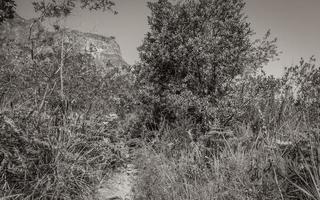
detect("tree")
[136,0,278,127]
[0,0,16,24]
[32,0,116,19]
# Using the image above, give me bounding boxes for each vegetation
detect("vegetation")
[0,0,129,199]
[135,0,278,133]
[1,0,320,199]
[132,0,320,200]
[0,0,16,24]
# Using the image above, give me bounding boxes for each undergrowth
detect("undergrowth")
[133,120,320,200]
[0,106,125,199]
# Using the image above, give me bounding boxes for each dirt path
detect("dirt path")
[95,163,137,200]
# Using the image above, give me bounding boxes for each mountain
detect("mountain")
[0,14,129,74]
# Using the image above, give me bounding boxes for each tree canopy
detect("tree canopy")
[136,0,278,126]
[32,0,116,18]
[0,0,16,24]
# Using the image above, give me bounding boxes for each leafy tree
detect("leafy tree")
[32,0,116,19]
[136,0,278,128]
[0,0,16,24]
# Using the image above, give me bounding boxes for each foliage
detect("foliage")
[133,127,283,200]
[131,2,320,199]
[0,0,16,24]
[32,0,116,19]
[0,0,136,199]
[219,72,282,130]
[133,111,320,200]
[1,0,320,199]
[282,57,320,127]
[0,26,131,198]
[0,24,134,116]
[0,107,124,199]
[135,0,279,130]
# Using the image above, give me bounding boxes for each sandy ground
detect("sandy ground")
[95,164,137,200]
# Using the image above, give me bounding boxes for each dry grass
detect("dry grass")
[0,106,125,200]
[133,122,320,200]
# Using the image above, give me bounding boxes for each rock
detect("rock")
[63,29,129,73]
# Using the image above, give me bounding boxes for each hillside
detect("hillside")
[0,14,128,74]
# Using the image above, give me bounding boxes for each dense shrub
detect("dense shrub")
[135,0,278,132]
[133,127,282,200]
[133,119,320,200]
[0,107,125,199]
[130,2,320,198]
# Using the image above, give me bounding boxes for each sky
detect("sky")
[15,0,320,77]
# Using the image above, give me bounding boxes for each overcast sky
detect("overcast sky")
[15,0,320,77]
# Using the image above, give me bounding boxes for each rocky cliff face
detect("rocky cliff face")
[68,29,129,73]
[0,14,128,73]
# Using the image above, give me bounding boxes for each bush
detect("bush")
[133,127,283,200]
[133,111,320,200]
[0,107,125,199]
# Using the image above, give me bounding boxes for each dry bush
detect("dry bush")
[133,126,285,200]
[132,108,320,200]
[277,129,320,200]
[0,107,125,199]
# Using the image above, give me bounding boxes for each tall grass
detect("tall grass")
[133,125,283,200]
[132,114,320,200]
[0,105,125,199]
